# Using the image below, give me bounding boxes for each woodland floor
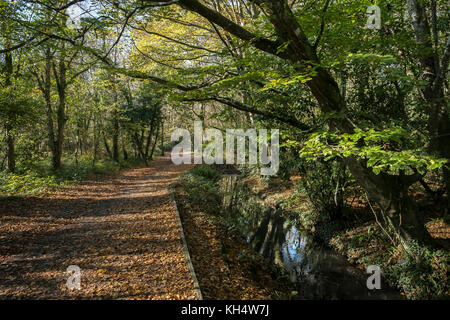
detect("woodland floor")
[173,184,296,300]
[0,155,197,299]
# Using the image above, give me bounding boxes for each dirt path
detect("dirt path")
[0,155,196,299]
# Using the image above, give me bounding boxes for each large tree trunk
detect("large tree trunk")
[251,0,434,245]
[346,158,433,245]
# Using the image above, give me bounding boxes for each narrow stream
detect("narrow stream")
[221,175,402,300]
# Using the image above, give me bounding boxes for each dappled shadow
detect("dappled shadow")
[0,155,196,299]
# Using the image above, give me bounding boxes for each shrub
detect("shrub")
[278,156,303,181]
[298,159,350,221]
[179,165,222,215]
[388,242,449,300]
[190,165,220,182]
[0,171,58,195]
[0,155,146,197]
[332,229,450,300]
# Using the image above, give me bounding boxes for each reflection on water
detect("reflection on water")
[221,176,402,300]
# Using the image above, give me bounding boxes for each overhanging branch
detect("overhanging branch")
[183,96,310,131]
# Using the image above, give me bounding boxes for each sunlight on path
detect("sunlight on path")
[0,155,196,299]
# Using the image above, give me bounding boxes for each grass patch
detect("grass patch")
[0,156,146,197]
[0,170,58,196]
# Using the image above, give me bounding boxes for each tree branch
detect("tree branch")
[183,96,310,131]
[145,0,284,57]
[313,0,331,49]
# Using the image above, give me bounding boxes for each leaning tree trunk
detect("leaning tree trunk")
[346,158,433,245]
[255,0,434,245]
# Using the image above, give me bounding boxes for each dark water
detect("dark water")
[221,175,403,300]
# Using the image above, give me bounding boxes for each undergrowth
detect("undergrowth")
[0,155,145,197]
[178,165,222,215]
[331,225,449,300]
